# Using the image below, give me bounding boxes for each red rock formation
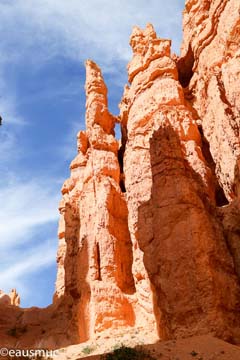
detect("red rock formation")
[180,0,240,277]
[1,0,240,350]
[120,22,240,342]
[0,289,20,306]
[181,0,240,200]
[179,0,240,338]
[55,60,144,342]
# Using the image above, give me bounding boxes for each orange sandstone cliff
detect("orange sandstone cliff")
[1,0,240,350]
[0,289,20,306]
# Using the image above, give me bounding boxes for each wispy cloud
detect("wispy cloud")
[0,0,185,131]
[0,180,59,249]
[0,0,185,306]
[0,0,184,70]
[0,99,25,126]
[0,178,60,303]
[0,238,57,302]
[0,79,26,126]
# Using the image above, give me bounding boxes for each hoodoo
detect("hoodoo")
[0,0,240,350]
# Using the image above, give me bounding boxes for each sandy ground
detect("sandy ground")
[55,331,240,360]
[55,326,158,359]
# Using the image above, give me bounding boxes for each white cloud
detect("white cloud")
[0,0,184,70]
[0,79,26,128]
[0,178,60,302]
[0,180,60,249]
[0,98,25,126]
[0,0,185,306]
[0,0,185,131]
[0,238,57,300]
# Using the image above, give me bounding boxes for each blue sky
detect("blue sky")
[0,0,185,308]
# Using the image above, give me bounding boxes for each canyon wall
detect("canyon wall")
[120,21,240,341]
[181,0,240,200]
[1,0,240,349]
[180,0,240,285]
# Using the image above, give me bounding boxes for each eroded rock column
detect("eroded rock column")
[121,24,240,342]
[55,60,137,342]
[181,0,240,199]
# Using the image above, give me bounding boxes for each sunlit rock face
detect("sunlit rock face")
[0,289,20,306]
[55,60,140,342]
[1,0,240,350]
[120,22,240,342]
[181,0,240,200]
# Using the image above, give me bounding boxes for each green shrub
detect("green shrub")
[82,346,94,355]
[101,345,155,360]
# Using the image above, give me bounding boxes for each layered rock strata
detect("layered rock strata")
[180,0,240,330]
[1,0,240,349]
[54,60,156,342]
[120,23,240,342]
[181,0,240,200]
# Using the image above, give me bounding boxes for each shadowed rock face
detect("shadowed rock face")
[138,126,240,340]
[120,22,240,342]
[1,0,240,350]
[181,0,240,200]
